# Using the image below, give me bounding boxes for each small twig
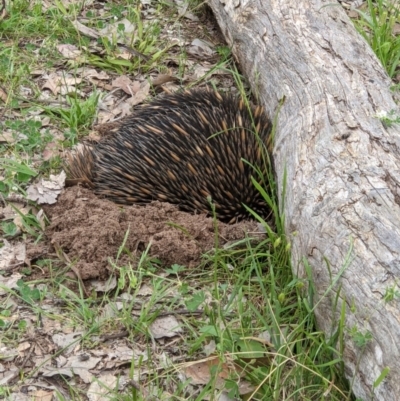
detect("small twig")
[54,243,90,297]
[9,339,36,383]
[16,97,70,106]
[101,330,129,341]
[117,43,150,62]
[6,260,25,269]
[157,308,204,317]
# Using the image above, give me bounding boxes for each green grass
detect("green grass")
[3,0,398,400]
[43,91,100,134]
[354,0,400,78]
[0,228,353,400]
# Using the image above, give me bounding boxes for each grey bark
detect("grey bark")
[206,0,400,399]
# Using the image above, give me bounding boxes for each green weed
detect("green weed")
[0,158,37,196]
[0,1,75,41]
[3,120,53,154]
[354,0,400,78]
[43,91,100,133]
[1,221,18,237]
[16,279,43,305]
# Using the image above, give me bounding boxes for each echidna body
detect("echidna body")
[67,90,273,223]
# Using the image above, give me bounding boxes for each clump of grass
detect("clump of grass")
[0,158,36,196]
[3,119,53,154]
[0,1,77,41]
[354,0,400,78]
[43,91,100,137]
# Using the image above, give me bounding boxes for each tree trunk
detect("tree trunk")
[207,0,400,399]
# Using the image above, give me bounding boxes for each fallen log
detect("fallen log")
[207,0,400,399]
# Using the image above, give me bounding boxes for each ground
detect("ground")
[1,0,398,400]
[40,186,263,281]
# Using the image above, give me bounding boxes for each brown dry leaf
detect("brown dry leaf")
[40,314,63,334]
[57,44,82,59]
[191,64,212,80]
[137,284,153,296]
[59,85,84,97]
[184,355,254,395]
[65,355,102,383]
[87,374,118,401]
[96,345,148,369]
[112,76,141,96]
[0,345,18,362]
[90,276,118,292]
[110,101,132,119]
[1,203,20,220]
[17,342,31,353]
[126,81,150,107]
[32,390,53,401]
[150,74,177,87]
[0,367,19,386]
[347,9,359,19]
[63,77,82,86]
[86,130,102,141]
[42,141,61,161]
[0,130,16,144]
[45,123,60,134]
[26,171,66,205]
[41,318,62,334]
[40,355,101,383]
[149,315,182,339]
[0,240,26,271]
[0,273,23,295]
[99,303,120,320]
[394,23,400,36]
[36,208,47,231]
[67,0,95,5]
[185,362,211,384]
[52,331,84,355]
[20,85,33,97]
[204,340,216,356]
[161,82,180,93]
[116,51,133,60]
[187,39,215,57]
[40,365,74,380]
[41,73,83,96]
[71,19,99,39]
[79,68,110,80]
[174,0,199,21]
[96,95,120,124]
[30,69,45,76]
[40,116,51,127]
[90,80,113,91]
[76,67,113,87]
[97,110,117,125]
[185,357,230,386]
[41,73,62,95]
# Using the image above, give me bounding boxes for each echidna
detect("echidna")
[66,90,273,223]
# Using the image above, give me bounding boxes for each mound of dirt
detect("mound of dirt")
[42,186,263,280]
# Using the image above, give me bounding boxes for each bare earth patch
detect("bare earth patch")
[40,186,262,280]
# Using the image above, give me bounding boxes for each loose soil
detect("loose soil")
[40,186,263,281]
